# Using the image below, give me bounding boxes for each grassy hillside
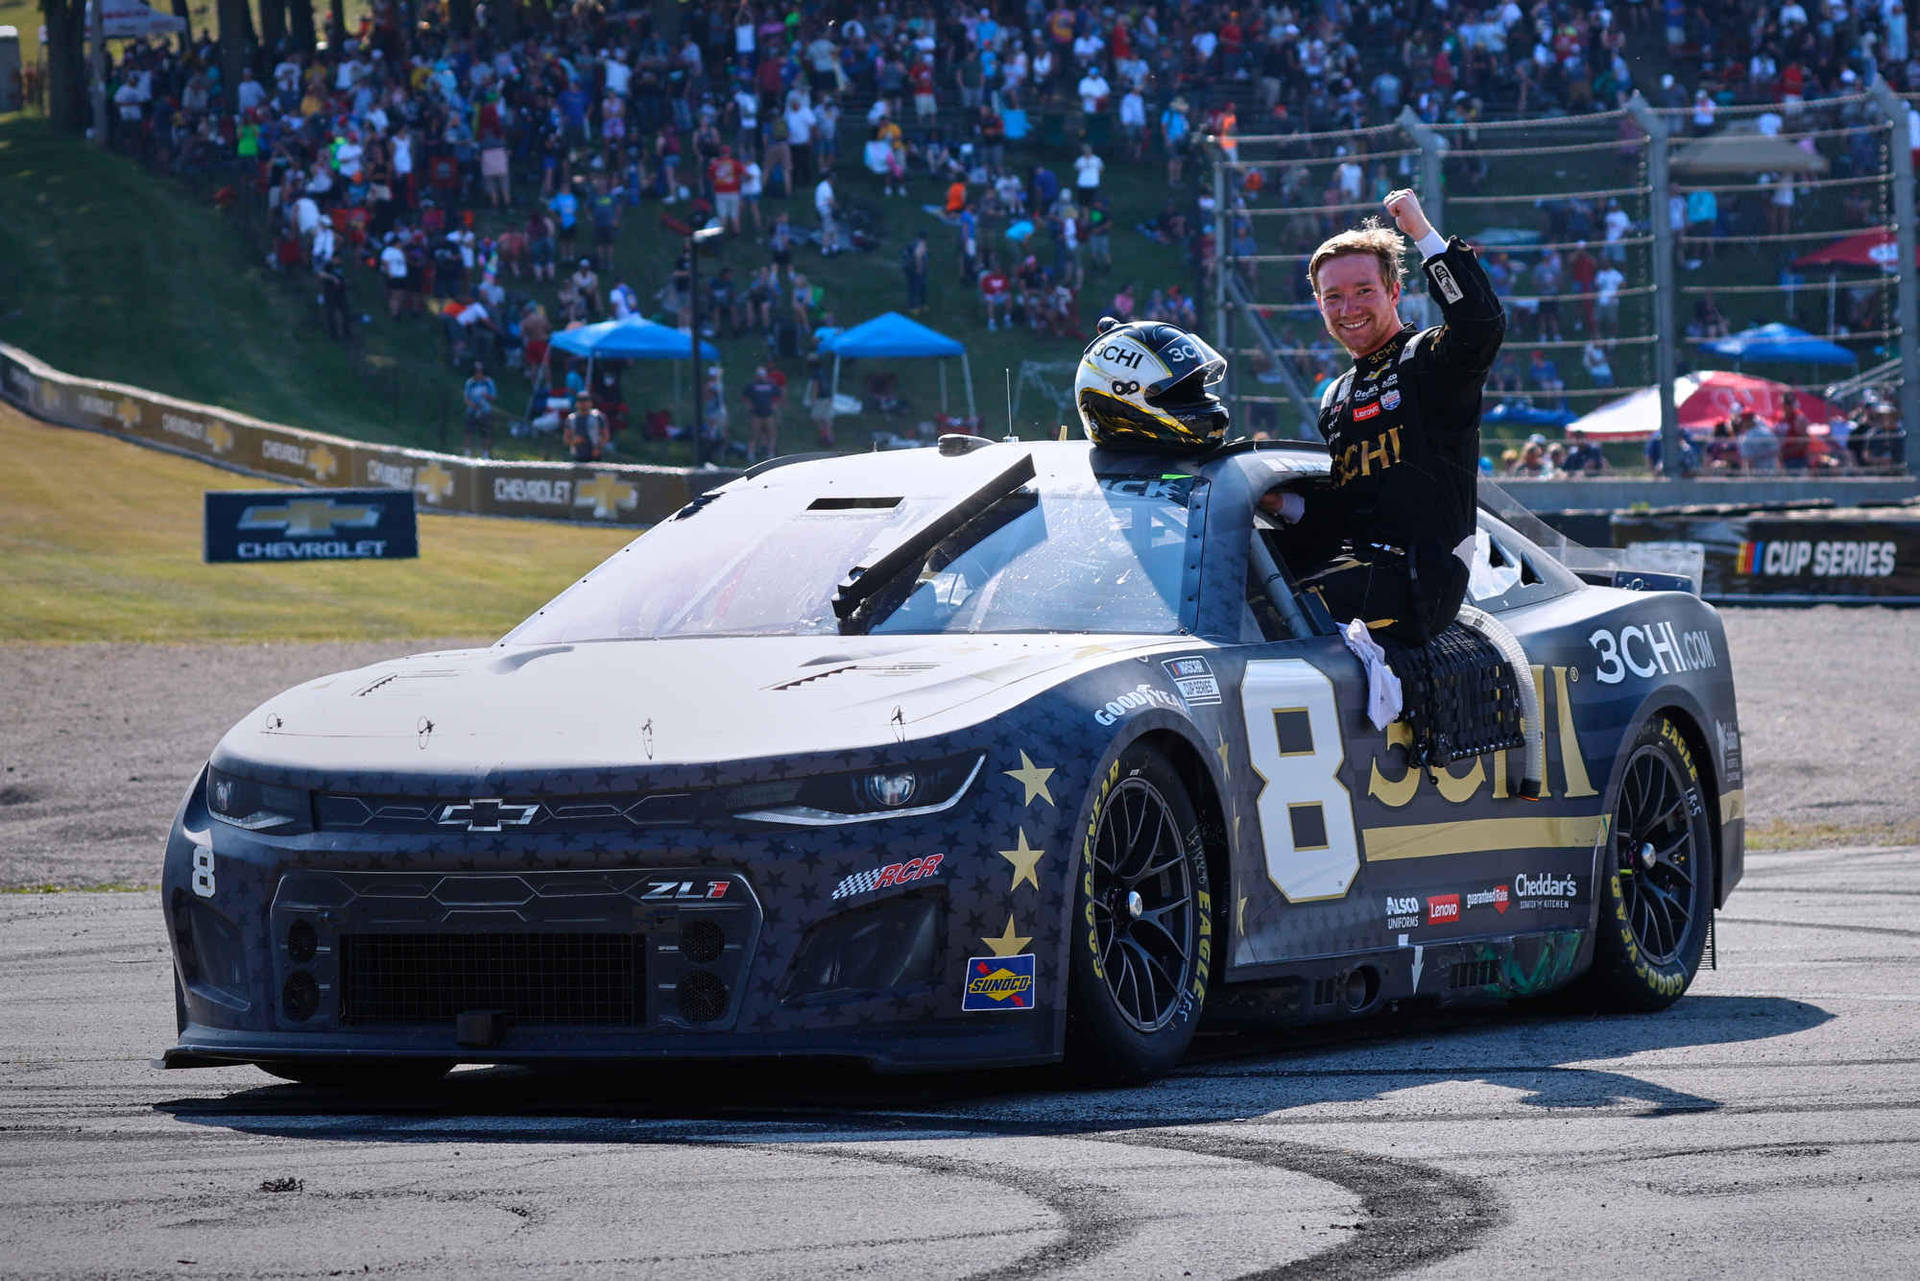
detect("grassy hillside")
[0,400,634,642]
[0,100,1193,460]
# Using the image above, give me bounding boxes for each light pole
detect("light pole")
[687,222,723,466]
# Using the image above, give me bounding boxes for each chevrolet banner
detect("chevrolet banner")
[1612,508,1920,603]
[205,489,419,563]
[0,342,735,528]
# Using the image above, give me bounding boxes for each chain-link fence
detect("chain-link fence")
[1214,89,1913,477]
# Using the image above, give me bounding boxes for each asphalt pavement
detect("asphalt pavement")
[5,841,1917,1279]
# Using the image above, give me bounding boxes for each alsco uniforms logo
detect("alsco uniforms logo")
[961,953,1036,1011]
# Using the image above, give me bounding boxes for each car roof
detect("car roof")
[730,438,1331,499]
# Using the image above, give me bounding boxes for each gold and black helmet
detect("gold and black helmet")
[1074,317,1229,452]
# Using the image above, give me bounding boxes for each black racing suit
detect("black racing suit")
[1300,237,1506,644]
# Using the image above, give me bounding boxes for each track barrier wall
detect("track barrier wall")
[0,343,737,527]
[1612,505,1920,604]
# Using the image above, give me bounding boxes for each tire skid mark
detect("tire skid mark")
[1717,916,1920,942]
[791,1143,1140,1281]
[1097,1129,1500,1281]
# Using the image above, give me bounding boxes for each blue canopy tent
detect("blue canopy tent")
[549,317,723,421]
[823,312,976,420]
[1700,322,1857,367]
[1484,401,1577,430]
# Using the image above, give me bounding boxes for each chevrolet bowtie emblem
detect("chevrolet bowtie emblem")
[436,799,540,832]
[236,498,381,537]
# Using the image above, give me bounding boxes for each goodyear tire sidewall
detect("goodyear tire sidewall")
[1067,741,1213,1079]
[1596,715,1714,1006]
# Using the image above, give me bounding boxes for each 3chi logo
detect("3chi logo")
[1109,379,1141,396]
[435,798,540,832]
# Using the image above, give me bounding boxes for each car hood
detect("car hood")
[217,634,1203,775]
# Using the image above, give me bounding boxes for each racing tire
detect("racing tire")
[257,1059,454,1091]
[1066,744,1214,1082]
[1584,714,1715,1012]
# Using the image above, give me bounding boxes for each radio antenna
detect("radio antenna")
[1002,368,1017,443]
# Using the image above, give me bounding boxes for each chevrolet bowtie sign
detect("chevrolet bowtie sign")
[205,488,419,563]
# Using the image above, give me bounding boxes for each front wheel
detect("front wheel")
[1067,745,1214,1082]
[1585,715,1715,1011]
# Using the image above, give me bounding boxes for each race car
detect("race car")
[158,437,1744,1085]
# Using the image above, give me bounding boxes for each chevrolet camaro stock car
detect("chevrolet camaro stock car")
[159,437,1744,1085]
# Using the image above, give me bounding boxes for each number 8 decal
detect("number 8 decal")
[191,848,216,898]
[1240,659,1361,901]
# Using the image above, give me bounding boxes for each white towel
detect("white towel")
[1342,618,1404,730]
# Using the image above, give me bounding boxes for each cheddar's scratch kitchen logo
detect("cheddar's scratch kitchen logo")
[961,953,1036,1011]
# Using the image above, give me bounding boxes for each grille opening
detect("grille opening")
[1449,960,1499,990]
[340,933,644,1025]
[286,919,318,963]
[1311,976,1339,1006]
[283,971,321,1022]
[679,918,726,964]
[676,969,729,1023]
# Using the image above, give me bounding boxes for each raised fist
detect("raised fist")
[1383,189,1434,242]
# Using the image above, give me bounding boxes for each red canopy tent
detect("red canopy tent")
[1568,372,1842,439]
[1794,229,1914,270]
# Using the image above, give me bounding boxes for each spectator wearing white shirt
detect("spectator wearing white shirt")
[379,237,409,317]
[1603,200,1631,263]
[785,93,818,187]
[1077,67,1111,114]
[1073,143,1104,196]
[815,174,840,256]
[1594,263,1625,336]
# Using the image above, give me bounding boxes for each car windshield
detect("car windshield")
[504,474,1201,642]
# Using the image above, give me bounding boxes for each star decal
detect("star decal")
[981,914,1032,957]
[1003,751,1056,807]
[998,828,1046,892]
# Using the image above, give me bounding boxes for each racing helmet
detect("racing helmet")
[1075,317,1230,451]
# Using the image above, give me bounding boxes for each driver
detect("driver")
[1268,189,1506,645]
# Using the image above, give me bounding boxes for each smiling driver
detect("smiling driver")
[1266,189,1506,645]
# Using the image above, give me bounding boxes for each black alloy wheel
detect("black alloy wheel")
[1090,776,1200,1032]
[1068,744,1213,1081]
[1615,744,1699,965]
[1586,715,1714,1011]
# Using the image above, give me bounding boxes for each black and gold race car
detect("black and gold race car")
[158,438,1743,1085]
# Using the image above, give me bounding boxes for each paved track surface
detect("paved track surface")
[3,844,1919,1279]
[3,610,1918,1275]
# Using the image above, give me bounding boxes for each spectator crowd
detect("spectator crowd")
[65,0,1920,461]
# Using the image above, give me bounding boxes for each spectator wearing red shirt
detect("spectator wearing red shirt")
[910,57,937,121]
[980,259,1012,330]
[709,144,746,234]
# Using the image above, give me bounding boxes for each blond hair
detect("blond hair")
[1308,217,1408,294]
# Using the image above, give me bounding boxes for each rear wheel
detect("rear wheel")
[1586,715,1714,1011]
[257,1059,454,1091]
[1067,745,1214,1082]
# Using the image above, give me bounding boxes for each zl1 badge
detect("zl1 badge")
[961,953,1036,1011]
